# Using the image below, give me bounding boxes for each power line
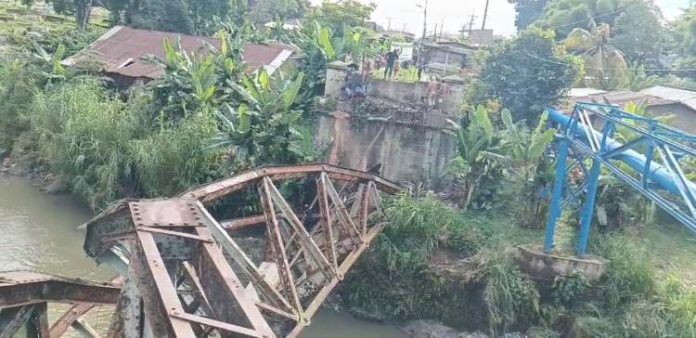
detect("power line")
[522,52,696,72]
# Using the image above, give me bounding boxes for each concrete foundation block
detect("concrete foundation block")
[514,245,608,282]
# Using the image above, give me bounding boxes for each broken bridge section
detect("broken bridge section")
[82,164,400,337]
[0,271,121,337]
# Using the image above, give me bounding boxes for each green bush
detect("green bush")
[482,250,540,335]
[30,78,144,209]
[131,113,224,197]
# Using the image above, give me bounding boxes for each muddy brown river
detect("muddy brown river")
[0,176,404,337]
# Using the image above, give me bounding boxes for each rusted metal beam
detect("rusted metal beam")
[133,231,196,336]
[259,180,305,323]
[263,177,333,281]
[0,272,120,308]
[196,201,293,313]
[286,222,388,338]
[193,226,276,337]
[106,269,143,338]
[49,277,122,338]
[221,214,268,232]
[26,302,49,338]
[170,312,262,337]
[186,164,400,203]
[317,174,340,276]
[0,305,35,338]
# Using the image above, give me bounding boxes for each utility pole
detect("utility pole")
[467,12,477,35]
[481,0,490,30]
[439,20,444,40]
[386,17,393,31]
[420,0,428,42]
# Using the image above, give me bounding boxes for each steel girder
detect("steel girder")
[545,103,696,256]
[0,271,121,337]
[82,164,400,337]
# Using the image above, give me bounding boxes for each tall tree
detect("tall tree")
[610,0,665,65]
[306,0,376,36]
[508,0,548,31]
[565,23,628,89]
[477,27,580,122]
[249,0,309,23]
[540,0,626,38]
[675,9,696,78]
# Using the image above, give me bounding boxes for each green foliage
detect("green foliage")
[306,0,376,37]
[131,113,224,197]
[552,272,590,307]
[212,70,317,170]
[448,106,507,210]
[618,62,660,91]
[482,250,540,335]
[540,0,625,38]
[564,23,628,89]
[610,0,665,64]
[477,27,579,122]
[30,78,143,209]
[594,235,655,308]
[676,9,696,57]
[105,0,231,34]
[508,0,548,31]
[249,0,308,23]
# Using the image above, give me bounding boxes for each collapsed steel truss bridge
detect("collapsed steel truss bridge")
[0,164,400,337]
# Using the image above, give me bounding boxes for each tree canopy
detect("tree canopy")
[508,0,548,31]
[477,27,580,122]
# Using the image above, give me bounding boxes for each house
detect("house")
[63,26,298,87]
[463,29,495,46]
[569,86,696,134]
[420,40,478,76]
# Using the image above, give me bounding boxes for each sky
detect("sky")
[310,0,689,37]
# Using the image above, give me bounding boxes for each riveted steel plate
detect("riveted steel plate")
[129,198,204,227]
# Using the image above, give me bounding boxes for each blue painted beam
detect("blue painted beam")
[546,108,696,197]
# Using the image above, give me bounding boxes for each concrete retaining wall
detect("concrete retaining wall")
[316,111,457,187]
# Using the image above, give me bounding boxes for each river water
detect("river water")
[0,176,404,337]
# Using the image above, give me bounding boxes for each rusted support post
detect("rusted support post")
[259,179,305,324]
[133,231,196,337]
[263,177,333,281]
[196,201,293,312]
[26,302,49,338]
[317,174,339,275]
[193,224,276,337]
[106,270,143,338]
[0,305,35,337]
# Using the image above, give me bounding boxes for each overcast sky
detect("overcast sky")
[310,0,689,37]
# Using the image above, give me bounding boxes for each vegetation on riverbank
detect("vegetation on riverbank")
[1,0,696,336]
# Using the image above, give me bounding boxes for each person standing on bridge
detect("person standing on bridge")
[384,49,399,80]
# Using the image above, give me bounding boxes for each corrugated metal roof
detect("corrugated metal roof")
[569,87,607,97]
[640,86,696,111]
[63,26,294,79]
[571,90,675,107]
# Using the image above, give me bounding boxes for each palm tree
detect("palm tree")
[564,23,628,90]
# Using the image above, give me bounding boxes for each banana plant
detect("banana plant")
[212,70,314,170]
[501,109,557,228]
[447,105,507,210]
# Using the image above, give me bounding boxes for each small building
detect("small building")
[420,41,478,76]
[569,86,696,134]
[63,26,298,87]
[463,29,495,46]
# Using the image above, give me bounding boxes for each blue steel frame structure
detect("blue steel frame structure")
[544,103,696,257]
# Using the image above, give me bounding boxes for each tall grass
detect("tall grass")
[482,249,540,335]
[131,113,224,197]
[30,78,144,209]
[594,235,656,308]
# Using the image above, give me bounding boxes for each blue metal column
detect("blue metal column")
[576,157,601,257]
[544,136,569,253]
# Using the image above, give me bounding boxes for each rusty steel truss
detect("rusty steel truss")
[0,271,121,337]
[71,164,401,337]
